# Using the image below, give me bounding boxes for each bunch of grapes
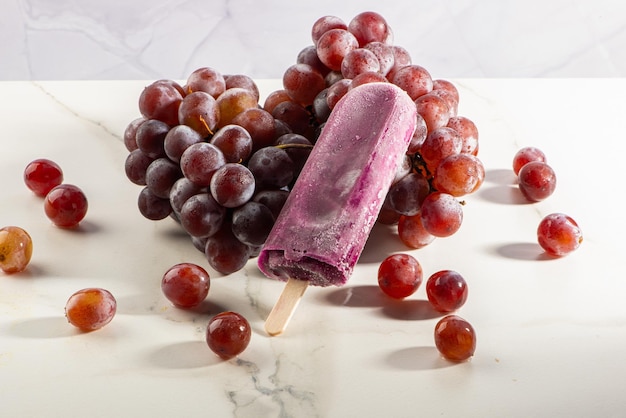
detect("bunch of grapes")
[123,11,484,275]
[123,70,314,275]
[266,11,484,249]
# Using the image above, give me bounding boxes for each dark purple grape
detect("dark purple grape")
[231,201,275,247]
[179,193,226,238]
[125,149,154,186]
[387,172,431,216]
[136,119,169,158]
[271,101,312,137]
[209,163,255,208]
[146,158,182,199]
[252,189,290,220]
[123,117,145,152]
[312,88,331,123]
[164,124,204,163]
[138,187,172,220]
[274,133,312,179]
[205,225,252,275]
[247,147,294,190]
[169,177,204,215]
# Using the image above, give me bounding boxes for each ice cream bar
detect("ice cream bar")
[259,82,417,335]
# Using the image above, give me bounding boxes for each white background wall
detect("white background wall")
[2,0,625,81]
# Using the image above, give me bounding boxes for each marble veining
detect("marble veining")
[2,0,625,81]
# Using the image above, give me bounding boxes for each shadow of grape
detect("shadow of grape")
[385,346,455,371]
[323,285,444,321]
[493,242,552,261]
[149,340,219,369]
[9,316,76,338]
[477,184,530,205]
[381,299,444,321]
[485,168,516,186]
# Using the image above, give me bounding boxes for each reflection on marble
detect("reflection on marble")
[2,0,625,80]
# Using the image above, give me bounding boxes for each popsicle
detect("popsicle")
[258,82,417,335]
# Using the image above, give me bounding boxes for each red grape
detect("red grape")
[433,153,485,197]
[426,270,468,312]
[419,127,463,172]
[420,192,463,237]
[215,87,258,129]
[161,263,210,309]
[326,78,351,110]
[518,161,556,202]
[231,107,276,150]
[186,67,225,98]
[178,91,220,137]
[225,73,259,99]
[0,226,33,274]
[363,41,394,75]
[312,15,347,45]
[206,311,251,360]
[180,142,226,187]
[447,116,479,155]
[397,213,436,249]
[415,93,450,133]
[434,315,476,362]
[340,48,380,79]
[24,158,64,197]
[44,184,88,228]
[513,146,547,175]
[316,28,359,71]
[347,11,391,46]
[65,288,117,331]
[282,63,326,107]
[138,80,184,127]
[209,124,253,164]
[377,253,423,299]
[392,64,433,101]
[537,213,583,256]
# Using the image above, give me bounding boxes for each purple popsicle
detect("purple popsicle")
[259,82,417,335]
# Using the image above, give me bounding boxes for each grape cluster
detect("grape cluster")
[270,11,485,248]
[124,11,484,276]
[124,70,315,275]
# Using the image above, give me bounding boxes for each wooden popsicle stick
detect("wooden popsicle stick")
[264,278,309,336]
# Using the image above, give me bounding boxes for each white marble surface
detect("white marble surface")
[2,0,626,80]
[0,78,624,417]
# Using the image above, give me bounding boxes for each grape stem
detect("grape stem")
[274,143,314,150]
